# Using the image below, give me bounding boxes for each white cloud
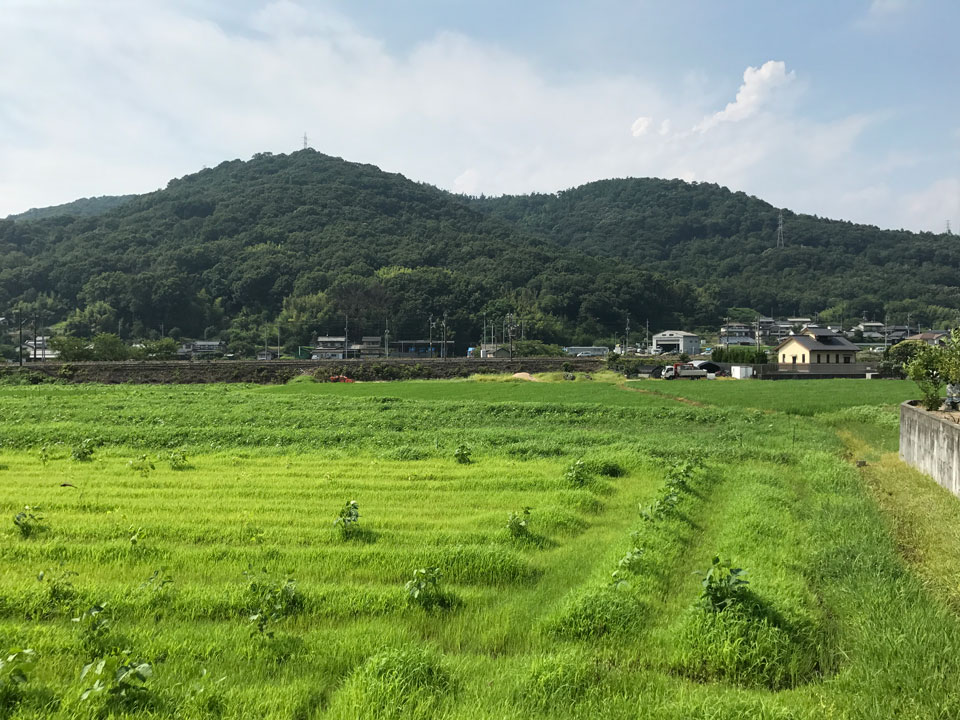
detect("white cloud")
[695,60,795,132]
[868,0,909,15]
[630,116,652,137]
[453,168,481,195]
[0,4,948,232]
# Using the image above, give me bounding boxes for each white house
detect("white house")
[651,331,701,355]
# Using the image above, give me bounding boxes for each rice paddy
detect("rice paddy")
[0,375,958,718]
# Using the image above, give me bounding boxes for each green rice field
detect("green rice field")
[1,375,958,719]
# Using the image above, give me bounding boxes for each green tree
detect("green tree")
[90,333,130,361]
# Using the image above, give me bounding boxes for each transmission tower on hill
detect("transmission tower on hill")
[776,210,785,248]
[302,132,309,150]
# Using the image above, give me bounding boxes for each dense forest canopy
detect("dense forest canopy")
[1,150,956,355]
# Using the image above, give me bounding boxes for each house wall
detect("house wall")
[900,402,960,498]
[777,339,855,365]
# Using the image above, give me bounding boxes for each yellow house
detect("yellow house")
[774,326,859,366]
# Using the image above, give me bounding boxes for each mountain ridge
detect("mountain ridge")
[0,149,956,355]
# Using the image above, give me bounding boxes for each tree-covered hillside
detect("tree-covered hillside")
[1,150,956,355]
[0,151,704,353]
[7,194,135,222]
[475,180,960,327]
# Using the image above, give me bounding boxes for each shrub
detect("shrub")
[453,444,472,464]
[405,567,451,610]
[563,459,591,488]
[697,556,749,612]
[164,449,190,470]
[127,455,155,478]
[333,500,360,538]
[506,507,531,539]
[0,648,37,709]
[13,506,44,538]
[244,567,302,636]
[71,438,96,462]
[907,344,946,411]
[79,651,153,708]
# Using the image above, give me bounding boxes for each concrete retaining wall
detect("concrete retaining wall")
[900,401,960,497]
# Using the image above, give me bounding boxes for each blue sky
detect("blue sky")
[2,0,958,231]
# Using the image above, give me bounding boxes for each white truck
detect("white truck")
[662,363,708,380]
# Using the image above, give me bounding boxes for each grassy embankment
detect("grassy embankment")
[0,376,958,718]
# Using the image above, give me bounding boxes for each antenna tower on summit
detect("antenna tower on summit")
[776,210,785,248]
[948,220,953,235]
[302,133,309,150]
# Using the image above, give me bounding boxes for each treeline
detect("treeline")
[2,150,957,355]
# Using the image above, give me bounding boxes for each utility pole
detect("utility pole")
[428,314,434,359]
[277,323,281,359]
[482,314,486,357]
[442,311,448,359]
[384,318,390,358]
[625,317,630,354]
[344,315,349,359]
[16,309,23,367]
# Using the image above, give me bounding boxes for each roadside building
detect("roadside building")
[651,331,701,355]
[311,336,348,360]
[360,336,384,359]
[719,323,755,347]
[775,326,858,366]
[256,349,277,361]
[389,339,454,358]
[853,321,885,342]
[177,340,226,359]
[905,331,948,346]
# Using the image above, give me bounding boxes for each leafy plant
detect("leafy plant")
[333,500,360,538]
[13,506,44,538]
[697,556,749,612]
[0,647,37,708]
[244,567,302,637]
[507,507,532,538]
[79,651,153,705]
[454,444,472,464]
[564,459,591,488]
[32,567,79,618]
[907,344,946,411]
[38,445,50,466]
[164,449,190,470]
[405,567,445,609]
[71,438,96,462]
[640,490,680,522]
[128,526,145,547]
[72,603,112,653]
[127,454,155,477]
[138,568,173,593]
[610,545,645,588]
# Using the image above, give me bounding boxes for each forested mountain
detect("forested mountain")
[0,151,704,353]
[1,149,956,356]
[7,195,135,222]
[474,179,960,327]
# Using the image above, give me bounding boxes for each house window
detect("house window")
[781,353,786,362]
[835,354,839,363]
[802,354,806,363]
[844,355,851,364]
